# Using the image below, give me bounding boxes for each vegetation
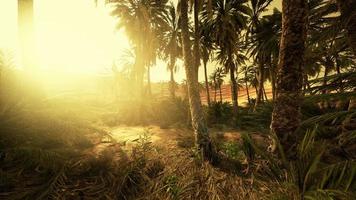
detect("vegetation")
[1,0,356,199]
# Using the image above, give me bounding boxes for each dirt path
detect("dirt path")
[90,125,267,160]
[107,125,254,148]
[108,126,189,149]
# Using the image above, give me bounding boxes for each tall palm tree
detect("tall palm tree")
[110,0,168,98]
[202,0,250,118]
[160,3,181,98]
[191,0,213,79]
[200,24,214,106]
[337,0,356,56]
[193,0,202,81]
[210,67,225,102]
[209,72,218,102]
[246,0,272,109]
[179,0,217,163]
[239,65,255,104]
[270,0,308,159]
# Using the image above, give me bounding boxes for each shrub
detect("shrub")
[206,101,233,125]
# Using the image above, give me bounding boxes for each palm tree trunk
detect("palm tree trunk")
[269,61,276,101]
[271,75,276,100]
[254,63,264,110]
[219,85,223,102]
[214,84,217,102]
[18,0,35,70]
[170,67,175,98]
[271,0,308,160]
[169,55,176,98]
[245,72,251,104]
[230,65,239,117]
[203,61,211,105]
[147,65,152,96]
[180,0,217,163]
[263,84,268,101]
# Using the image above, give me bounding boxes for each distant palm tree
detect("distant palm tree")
[110,0,168,97]
[239,65,255,104]
[160,3,181,98]
[200,22,214,106]
[209,67,225,102]
[202,0,250,118]
[216,67,225,102]
[208,78,217,102]
[246,0,274,109]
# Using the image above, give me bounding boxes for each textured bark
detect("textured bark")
[203,61,211,105]
[269,59,277,101]
[254,63,264,110]
[214,83,217,102]
[219,85,223,102]
[169,69,175,98]
[169,56,176,98]
[263,85,268,101]
[245,72,251,104]
[271,0,308,159]
[180,0,217,163]
[18,0,35,70]
[230,65,239,117]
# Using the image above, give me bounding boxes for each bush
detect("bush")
[206,101,233,126]
[154,97,190,128]
[102,97,190,128]
[236,102,273,132]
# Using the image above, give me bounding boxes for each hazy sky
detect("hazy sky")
[0,0,281,82]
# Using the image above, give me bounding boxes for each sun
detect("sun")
[34,0,131,74]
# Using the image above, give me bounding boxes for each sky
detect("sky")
[0,0,281,82]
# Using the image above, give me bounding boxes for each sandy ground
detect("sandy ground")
[89,125,268,160]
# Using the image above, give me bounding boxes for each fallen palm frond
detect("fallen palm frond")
[242,127,356,200]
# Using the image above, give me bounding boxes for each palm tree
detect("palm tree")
[246,0,279,109]
[110,0,168,98]
[209,67,225,102]
[270,0,308,159]
[337,0,356,56]
[337,0,356,110]
[202,0,250,118]
[200,23,214,106]
[193,0,202,81]
[179,0,217,163]
[160,3,181,98]
[239,65,255,104]
[192,0,214,80]
[209,74,217,102]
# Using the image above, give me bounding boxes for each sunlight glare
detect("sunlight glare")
[34,0,130,75]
